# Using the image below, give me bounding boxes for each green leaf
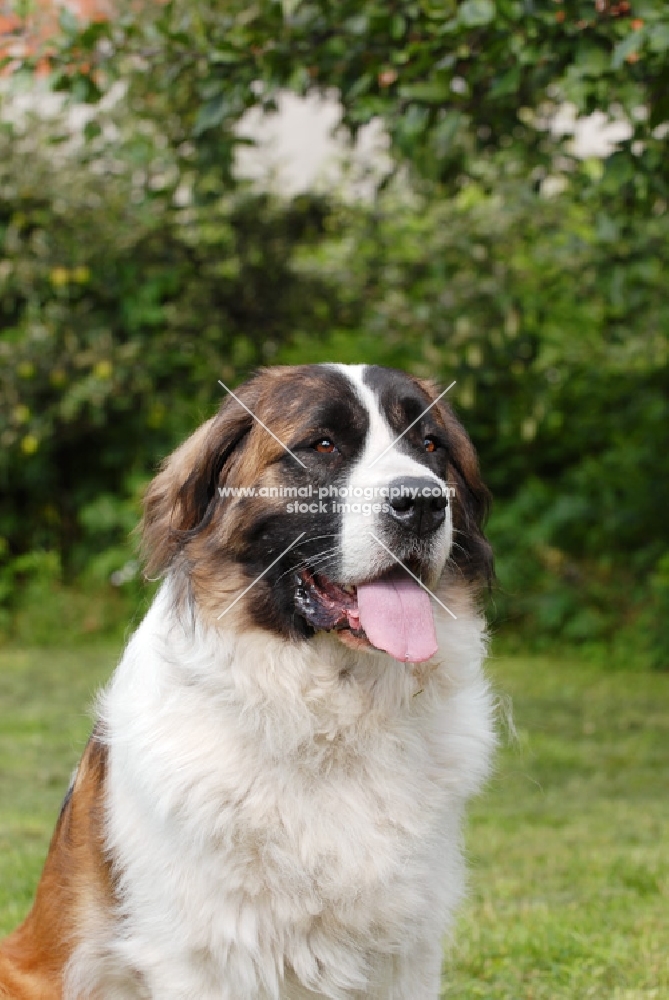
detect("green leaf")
[432,109,463,154]
[458,0,495,28]
[194,94,231,135]
[612,29,645,70]
[575,45,610,78]
[391,14,406,40]
[398,79,452,103]
[343,14,369,35]
[57,6,81,36]
[489,65,520,98]
[83,120,102,142]
[281,0,302,16]
[649,24,669,54]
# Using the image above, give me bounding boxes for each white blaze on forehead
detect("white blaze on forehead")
[335,364,437,480]
[331,364,452,585]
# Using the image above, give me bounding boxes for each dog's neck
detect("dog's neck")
[115,577,482,760]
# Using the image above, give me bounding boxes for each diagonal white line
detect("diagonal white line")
[217,532,306,620]
[367,381,456,470]
[218,380,307,469]
[367,532,457,620]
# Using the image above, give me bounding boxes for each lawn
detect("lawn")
[0,646,667,997]
[449,655,669,999]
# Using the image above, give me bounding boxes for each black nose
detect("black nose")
[387,477,448,536]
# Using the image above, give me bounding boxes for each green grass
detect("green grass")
[0,647,667,996]
[449,656,669,999]
[0,646,116,930]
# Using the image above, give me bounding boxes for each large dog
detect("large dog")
[0,364,495,1000]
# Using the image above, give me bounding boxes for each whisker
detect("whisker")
[275,546,342,583]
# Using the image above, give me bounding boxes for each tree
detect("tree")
[1,0,667,664]
[49,0,669,201]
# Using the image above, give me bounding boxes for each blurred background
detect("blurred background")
[0,0,667,666]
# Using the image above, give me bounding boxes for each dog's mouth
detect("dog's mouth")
[294,565,438,663]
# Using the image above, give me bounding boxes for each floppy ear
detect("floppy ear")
[140,397,254,579]
[417,379,494,586]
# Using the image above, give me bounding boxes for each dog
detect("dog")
[0,363,495,1000]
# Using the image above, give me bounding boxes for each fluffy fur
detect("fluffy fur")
[0,364,495,1000]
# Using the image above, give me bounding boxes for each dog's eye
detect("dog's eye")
[424,436,438,454]
[314,438,337,454]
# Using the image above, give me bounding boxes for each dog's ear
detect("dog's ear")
[140,393,255,579]
[417,378,494,586]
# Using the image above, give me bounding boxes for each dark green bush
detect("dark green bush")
[1,0,668,664]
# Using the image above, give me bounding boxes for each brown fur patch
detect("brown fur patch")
[0,731,113,1000]
[138,365,365,625]
[139,368,305,581]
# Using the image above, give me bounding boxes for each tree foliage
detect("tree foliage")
[50,0,669,196]
[1,0,668,663]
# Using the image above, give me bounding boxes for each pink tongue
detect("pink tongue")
[357,574,438,663]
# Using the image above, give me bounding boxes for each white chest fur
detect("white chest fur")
[82,583,493,1000]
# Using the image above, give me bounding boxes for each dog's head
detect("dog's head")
[141,364,491,662]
